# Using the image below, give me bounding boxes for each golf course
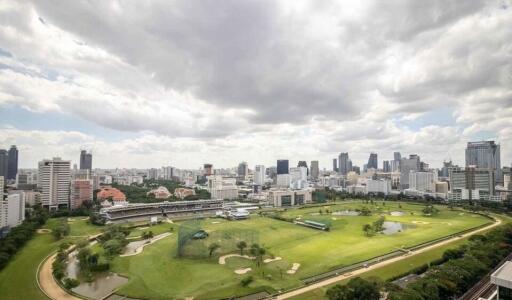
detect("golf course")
[109,201,492,300]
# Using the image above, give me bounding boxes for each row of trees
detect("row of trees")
[112,179,211,203]
[0,205,49,270]
[327,224,512,300]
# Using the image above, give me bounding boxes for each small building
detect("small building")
[147,186,172,199]
[491,261,512,300]
[267,189,312,207]
[97,186,127,206]
[174,187,195,199]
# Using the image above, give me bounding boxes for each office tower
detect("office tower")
[267,166,277,179]
[162,166,174,180]
[400,154,421,189]
[367,153,378,170]
[333,158,338,172]
[148,168,158,180]
[465,141,501,184]
[409,171,438,192]
[207,176,238,200]
[338,153,351,175]
[352,166,361,175]
[0,150,7,181]
[254,165,265,185]
[394,152,401,161]
[276,174,291,188]
[7,145,18,180]
[38,157,71,210]
[383,160,391,173]
[449,166,495,201]
[277,160,289,175]
[310,161,319,179]
[70,179,93,209]
[203,164,213,176]
[79,150,92,170]
[237,162,248,180]
[439,160,454,178]
[297,161,308,175]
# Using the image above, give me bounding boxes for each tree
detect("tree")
[363,224,372,236]
[372,216,386,233]
[52,219,70,240]
[250,244,266,267]
[360,207,372,216]
[236,241,247,255]
[103,239,123,257]
[326,277,380,300]
[208,243,220,258]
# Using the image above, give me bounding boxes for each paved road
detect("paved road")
[275,217,502,300]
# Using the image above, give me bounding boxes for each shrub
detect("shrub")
[241,276,253,287]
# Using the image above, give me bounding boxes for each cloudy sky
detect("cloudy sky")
[0,0,511,170]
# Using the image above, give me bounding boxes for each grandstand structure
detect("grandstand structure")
[99,199,224,223]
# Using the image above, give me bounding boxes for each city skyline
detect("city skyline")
[0,1,511,169]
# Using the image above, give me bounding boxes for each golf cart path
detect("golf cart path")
[275,217,502,299]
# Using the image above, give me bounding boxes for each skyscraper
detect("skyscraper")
[394,152,401,161]
[254,165,265,185]
[338,153,351,175]
[79,150,92,170]
[332,158,338,172]
[367,153,378,170]
[277,160,289,175]
[38,157,71,210]
[7,145,18,180]
[400,154,421,189]
[465,141,501,184]
[203,164,213,176]
[383,160,391,173]
[0,150,7,181]
[310,161,319,179]
[237,162,248,180]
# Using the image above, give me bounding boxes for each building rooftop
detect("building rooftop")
[491,261,512,289]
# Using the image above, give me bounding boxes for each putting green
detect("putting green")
[111,201,491,300]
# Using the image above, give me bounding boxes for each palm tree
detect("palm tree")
[236,241,247,255]
[250,244,266,267]
[208,243,220,258]
[363,224,372,236]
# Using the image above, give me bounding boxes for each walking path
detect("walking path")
[275,217,502,299]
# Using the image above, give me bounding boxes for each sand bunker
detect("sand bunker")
[137,227,150,230]
[165,219,173,224]
[81,217,89,221]
[235,268,252,275]
[390,211,404,216]
[218,254,255,265]
[211,221,221,224]
[37,228,52,234]
[264,257,282,263]
[331,217,338,220]
[287,263,301,274]
[412,221,430,225]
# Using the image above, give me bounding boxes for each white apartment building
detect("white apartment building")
[366,179,392,195]
[276,174,291,188]
[254,165,266,186]
[409,171,438,192]
[38,157,71,210]
[207,175,238,200]
[0,193,25,229]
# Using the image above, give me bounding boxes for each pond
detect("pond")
[66,247,128,299]
[332,210,360,216]
[382,221,405,235]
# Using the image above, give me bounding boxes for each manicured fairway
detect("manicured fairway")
[112,201,492,300]
[0,217,101,300]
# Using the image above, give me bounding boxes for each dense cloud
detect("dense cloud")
[0,1,510,168]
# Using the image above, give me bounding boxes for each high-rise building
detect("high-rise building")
[367,153,378,170]
[394,152,401,161]
[237,162,248,180]
[0,150,7,181]
[338,153,351,175]
[254,165,265,185]
[409,171,438,192]
[0,193,25,229]
[7,145,18,180]
[148,168,158,180]
[383,160,391,173]
[70,179,93,209]
[400,154,421,189]
[207,176,238,200]
[465,141,501,184]
[352,166,361,175]
[439,160,454,178]
[297,161,308,175]
[79,150,92,170]
[277,160,289,175]
[38,157,71,210]
[310,161,319,179]
[449,166,496,201]
[332,158,338,172]
[203,164,213,176]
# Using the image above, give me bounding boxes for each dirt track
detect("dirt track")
[38,253,81,300]
[275,217,502,299]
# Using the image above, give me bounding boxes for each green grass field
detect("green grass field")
[0,217,102,300]
[111,201,492,300]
